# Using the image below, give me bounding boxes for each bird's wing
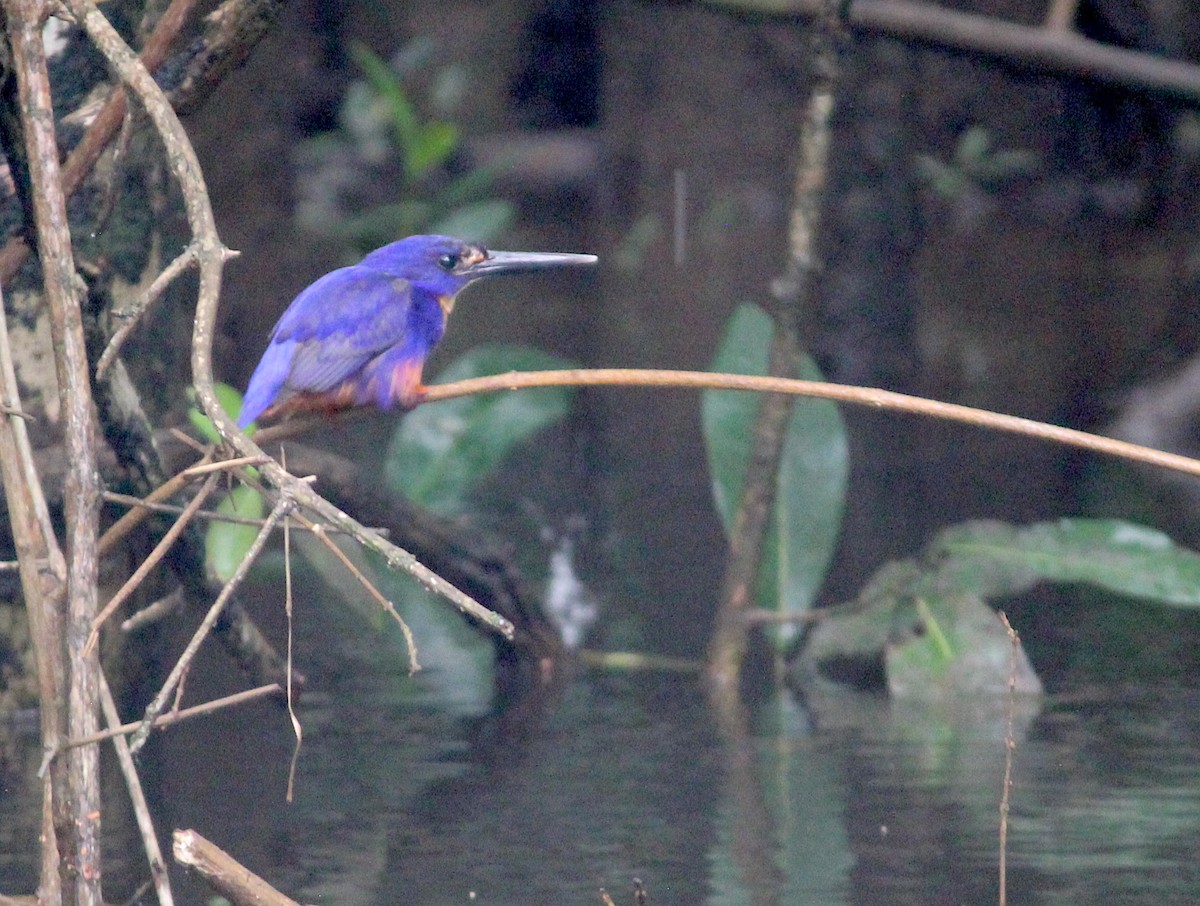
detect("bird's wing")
[238,267,423,426]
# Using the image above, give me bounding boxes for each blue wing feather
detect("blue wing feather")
[238,264,447,426]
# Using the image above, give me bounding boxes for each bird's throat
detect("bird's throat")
[437,293,455,317]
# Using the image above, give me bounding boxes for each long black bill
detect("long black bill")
[468,249,598,277]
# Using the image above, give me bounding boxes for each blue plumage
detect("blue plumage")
[237,234,596,427]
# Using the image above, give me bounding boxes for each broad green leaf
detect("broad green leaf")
[934,518,1200,606]
[384,345,576,514]
[885,592,1043,699]
[701,303,848,647]
[205,484,265,583]
[188,382,254,440]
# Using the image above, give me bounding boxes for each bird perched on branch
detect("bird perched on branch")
[237,234,596,427]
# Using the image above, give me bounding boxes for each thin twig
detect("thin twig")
[63,683,282,749]
[99,447,214,557]
[97,670,174,906]
[87,472,220,653]
[301,519,420,672]
[180,453,269,476]
[1043,0,1079,31]
[128,491,296,754]
[106,489,372,530]
[96,243,201,379]
[997,611,1019,906]
[282,490,301,802]
[417,368,1200,480]
[121,585,185,631]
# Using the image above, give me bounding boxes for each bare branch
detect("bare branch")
[3,1,104,899]
[0,275,67,906]
[173,829,301,906]
[418,368,1200,480]
[707,0,1200,103]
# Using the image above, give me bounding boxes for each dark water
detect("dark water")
[7,623,1200,904]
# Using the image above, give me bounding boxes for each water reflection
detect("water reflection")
[272,675,1200,905]
[7,666,1200,903]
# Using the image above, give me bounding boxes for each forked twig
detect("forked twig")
[96,243,202,379]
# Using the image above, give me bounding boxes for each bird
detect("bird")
[237,234,597,427]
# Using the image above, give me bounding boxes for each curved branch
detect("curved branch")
[706,0,1200,103]
[418,368,1200,479]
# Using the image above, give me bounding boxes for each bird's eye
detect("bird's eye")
[437,253,458,271]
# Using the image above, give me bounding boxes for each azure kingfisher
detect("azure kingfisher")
[237,234,596,427]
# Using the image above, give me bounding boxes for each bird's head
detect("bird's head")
[360,235,597,303]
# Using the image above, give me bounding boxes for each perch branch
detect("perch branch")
[413,369,1200,480]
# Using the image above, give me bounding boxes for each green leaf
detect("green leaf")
[351,43,425,178]
[384,345,576,515]
[188,383,254,440]
[205,484,265,583]
[884,591,1043,699]
[933,518,1200,606]
[410,121,459,176]
[701,303,849,647]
